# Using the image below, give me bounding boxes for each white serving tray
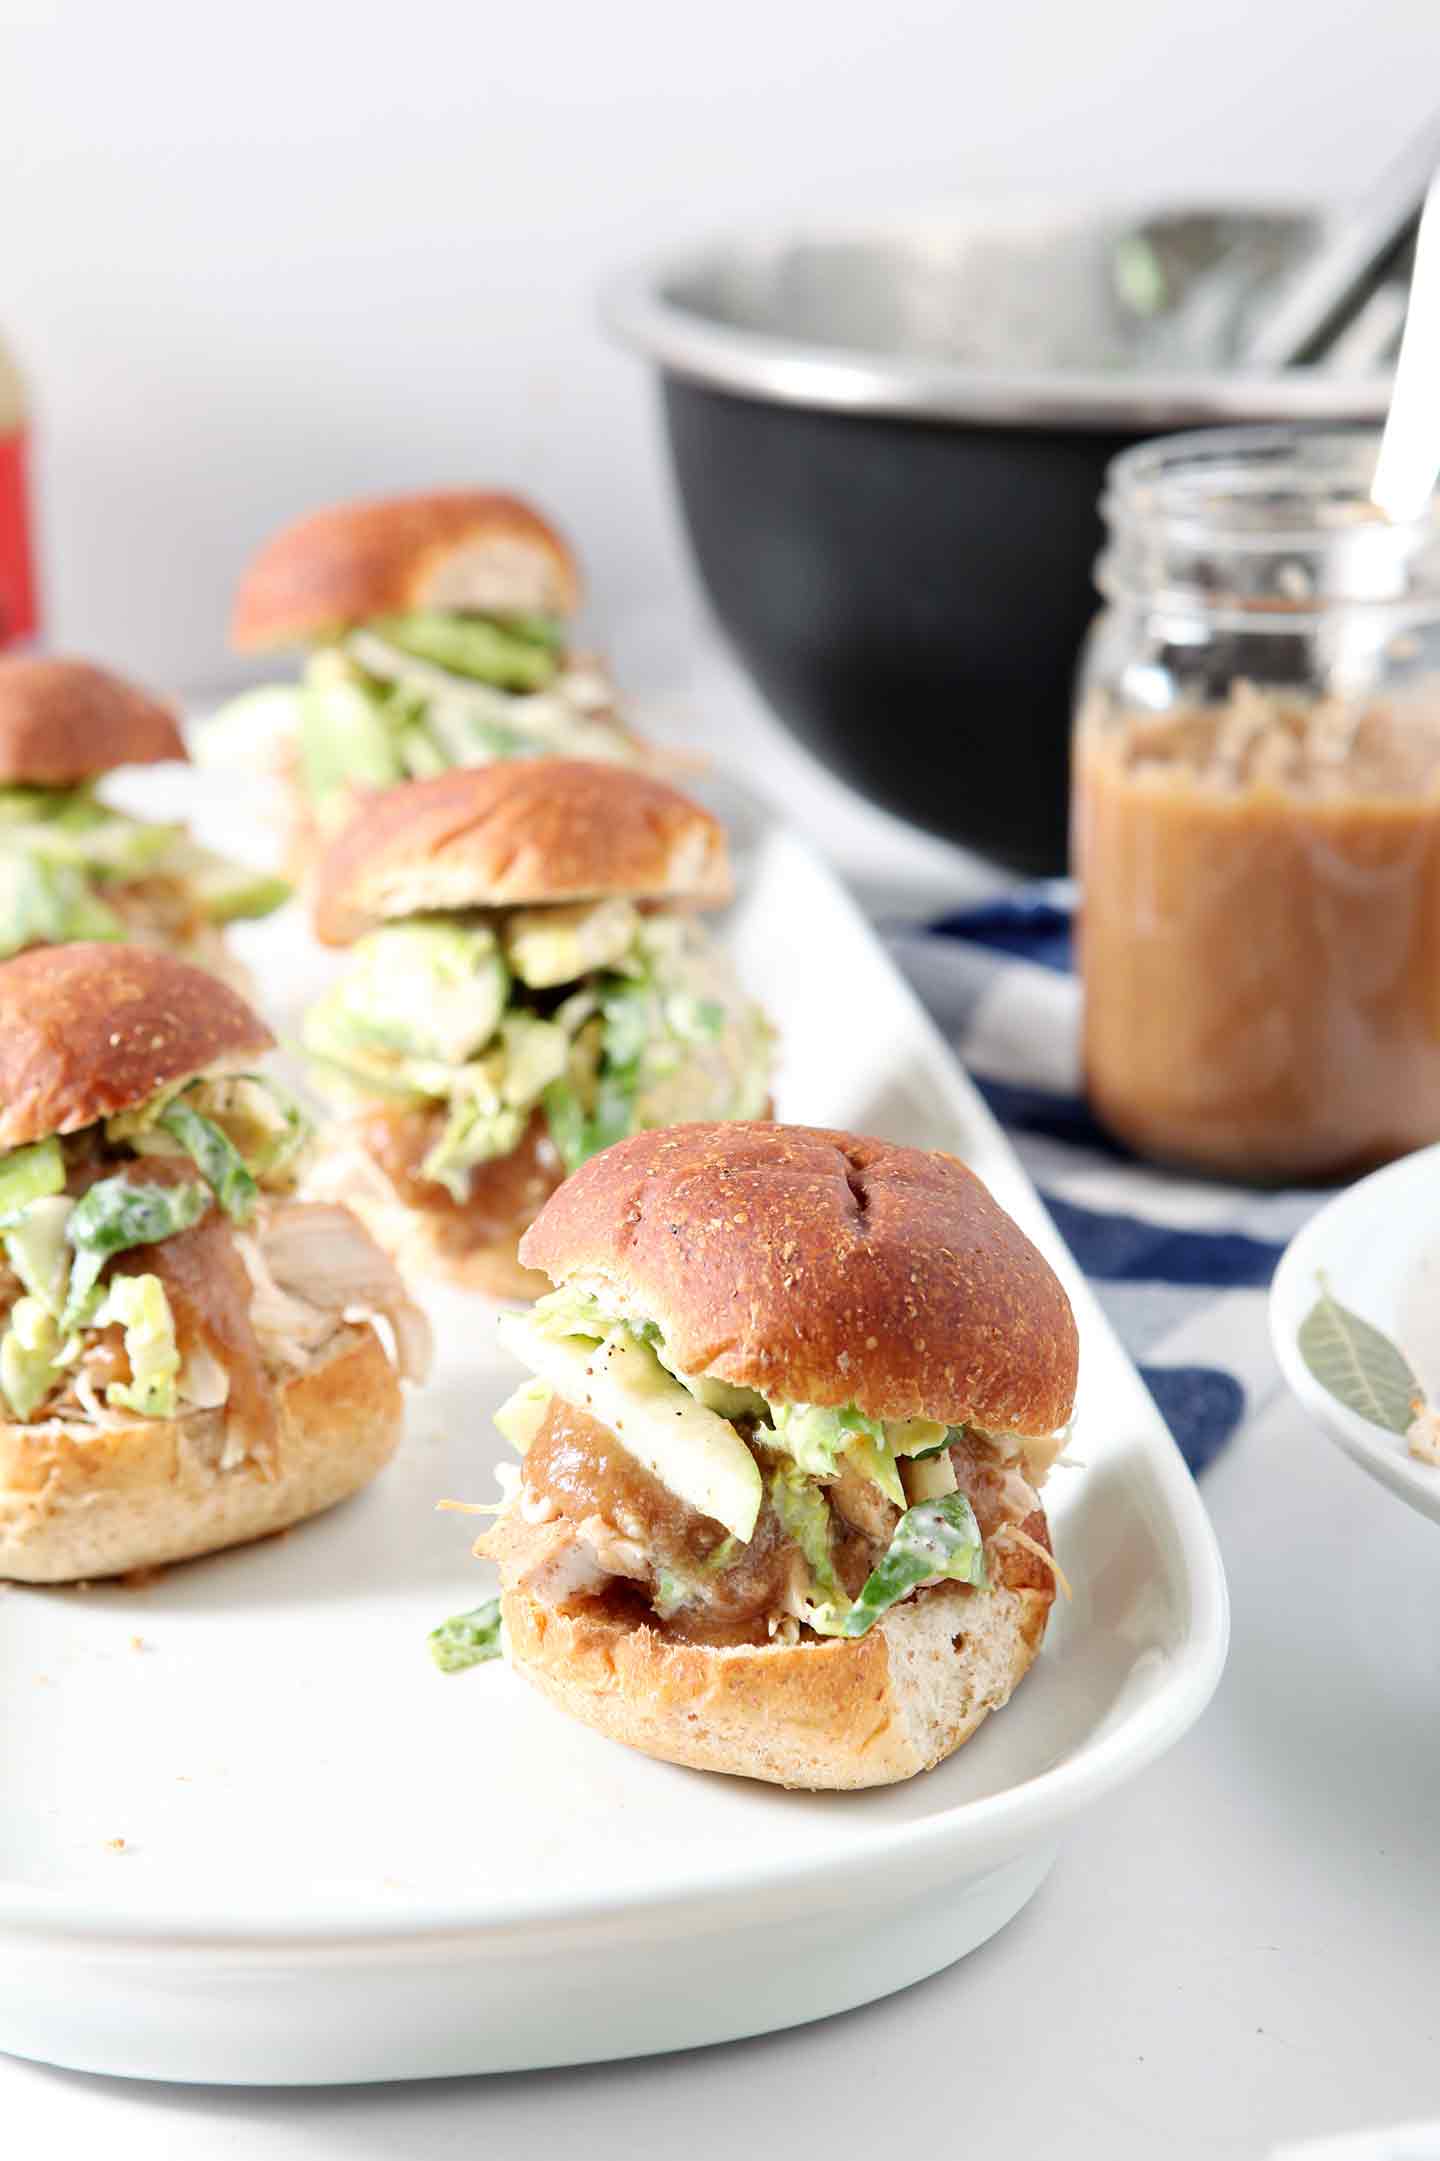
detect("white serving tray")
[0,765,1228,2084]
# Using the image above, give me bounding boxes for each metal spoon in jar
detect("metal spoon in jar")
[1371,172,1440,522]
[1315,174,1440,720]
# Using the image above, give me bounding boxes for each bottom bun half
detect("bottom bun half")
[0,1323,402,1583]
[486,1513,1054,1790]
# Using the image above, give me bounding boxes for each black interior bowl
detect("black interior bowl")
[604,209,1389,874]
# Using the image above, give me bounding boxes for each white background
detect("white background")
[7,0,1440,698]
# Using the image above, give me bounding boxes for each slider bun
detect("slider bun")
[0,657,186,783]
[0,943,275,1150]
[311,761,730,946]
[485,1504,1055,1789]
[520,1122,1079,1439]
[0,1323,401,1583]
[230,490,581,649]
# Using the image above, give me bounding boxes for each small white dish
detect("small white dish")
[0,767,1230,2084]
[1271,1143,1440,1527]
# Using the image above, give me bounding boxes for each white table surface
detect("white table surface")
[5,651,1438,2156]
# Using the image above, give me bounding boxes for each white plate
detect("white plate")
[1270,1144,1440,1527]
[0,768,1229,2084]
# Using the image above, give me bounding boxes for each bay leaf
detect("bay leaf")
[1297,1280,1420,1436]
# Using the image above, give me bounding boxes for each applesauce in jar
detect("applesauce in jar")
[1075,428,1440,1182]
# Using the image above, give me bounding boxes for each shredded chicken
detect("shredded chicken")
[0,1174,428,1452]
[994,1522,1073,1599]
[235,1232,335,1368]
[72,1366,118,1424]
[575,1510,649,1580]
[109,875,206,945]
[178,1336,231,1410]
[299,1139,398,1213]
[253,1200,432,1383]
[4,1160,274,1453]
[490,1509,611,1603]
[949,1431,1043,1541]
[828,1456,902,1542]
[1406,1405,1440,1466]
[117,1214,279,1471]
[979,1422,1069,1486]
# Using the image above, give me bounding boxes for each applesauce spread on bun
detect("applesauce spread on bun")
[0,943,429,1583]
[216,490,653,877]
[300,762,773,1299]
[458,1123,1078,1790]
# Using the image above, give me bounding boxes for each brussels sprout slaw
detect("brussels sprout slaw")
[429,1597,505,1673]
[0,1072,312,1425]
[816,1493,988,1639]
[60,1177,211,1330]
[211,606,638,833]
[0,782,288,961]
[92,1273,182,1418]
[494,1290,1054,1644]
[303,904,773,1198]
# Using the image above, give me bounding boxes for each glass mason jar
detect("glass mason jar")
[1074,426,1440,1184]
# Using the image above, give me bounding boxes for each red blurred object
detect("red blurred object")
[0,341,38,650]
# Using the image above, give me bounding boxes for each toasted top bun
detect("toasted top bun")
[230,490,581,648]
[312,761,731,946]
[0,943,274,1150]
[0,657,186,783]
[520,1122,1079,1437]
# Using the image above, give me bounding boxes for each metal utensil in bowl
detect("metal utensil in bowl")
[1241,113,1440,370]
[604,203,1391,873]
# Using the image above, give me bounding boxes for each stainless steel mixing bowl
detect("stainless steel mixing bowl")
[605,203,1392,871]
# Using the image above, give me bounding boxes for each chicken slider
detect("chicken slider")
[476,1122,1078,1789]
[0,942,429,1581]
[0,655,288,975]
[301,761,773,1298]
[220,490,648,875]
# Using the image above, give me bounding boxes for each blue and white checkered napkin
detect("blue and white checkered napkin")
[886,891,1326,1478]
